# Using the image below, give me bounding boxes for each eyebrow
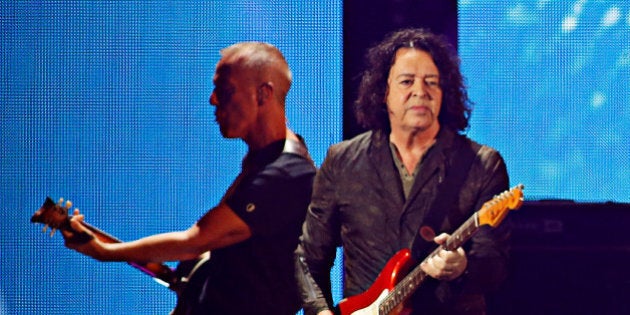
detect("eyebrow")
[395,73,439,79]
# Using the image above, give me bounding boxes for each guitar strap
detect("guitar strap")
[410,139,480,260]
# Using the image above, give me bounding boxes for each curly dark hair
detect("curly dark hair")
[354,28,472,133]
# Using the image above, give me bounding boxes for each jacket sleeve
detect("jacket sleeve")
[437,146,512,304]
[295,146,342,315]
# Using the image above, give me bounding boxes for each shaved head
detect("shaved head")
[220,42,292,105]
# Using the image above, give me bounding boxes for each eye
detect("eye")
[425,77,439,87]
[399,79,414,86]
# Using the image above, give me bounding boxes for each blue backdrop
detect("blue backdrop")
[2,1,629,314]
[1,1,342,314]
[460,1,629,202]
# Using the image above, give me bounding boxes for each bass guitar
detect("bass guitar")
[30,196,209,315]
[337,184,525,315]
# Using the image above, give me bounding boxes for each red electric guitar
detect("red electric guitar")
[337,184,525,315]
[30,196,210,315]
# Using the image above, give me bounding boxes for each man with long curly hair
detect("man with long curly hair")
[296,28,511,315]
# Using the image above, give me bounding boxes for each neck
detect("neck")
[389,123,439,152]
[389,124,439,174]
[245,111,289,151]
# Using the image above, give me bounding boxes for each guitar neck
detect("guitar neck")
[31,197,180,290]
[443,212,480,251]
[73,219,178,289]
[378,213,480,314]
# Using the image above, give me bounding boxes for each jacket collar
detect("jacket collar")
[367,128,458,208]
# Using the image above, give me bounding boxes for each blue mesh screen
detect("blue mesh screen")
[459,1,629,202]
[1,1,343,314]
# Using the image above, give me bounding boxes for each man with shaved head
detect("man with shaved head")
[62,42,316,315]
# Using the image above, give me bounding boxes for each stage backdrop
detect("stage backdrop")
[459,1,629,203]
[1,1,342,314]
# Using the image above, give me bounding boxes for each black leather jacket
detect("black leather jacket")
[295,128,511,315]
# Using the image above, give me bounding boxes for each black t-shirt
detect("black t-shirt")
[187,139,316,315]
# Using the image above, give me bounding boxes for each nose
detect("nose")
[209,89,218,106]
[412,81,430,99]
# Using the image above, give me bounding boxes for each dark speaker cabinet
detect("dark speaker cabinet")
[488,201,630,315]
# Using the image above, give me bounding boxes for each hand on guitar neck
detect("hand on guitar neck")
[32,197,215,314]
[419,232,468,281]
[31,197,179,288]
[60,207,110,261]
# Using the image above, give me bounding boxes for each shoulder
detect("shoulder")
[445,132,510,206]
[264,153,316,180]
[326,130,381,161]
[330,130,373,150]
[454,133,509,190]
[468,137,506,170]
[447,131,505,168]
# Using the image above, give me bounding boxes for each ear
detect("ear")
[256,82,273,105]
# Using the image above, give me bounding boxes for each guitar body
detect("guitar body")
[336,185,525,315]
[170,253,212,315]
[338,249,414,315]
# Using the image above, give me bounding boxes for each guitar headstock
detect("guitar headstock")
[30,196,74,236]
[478,184,524,227]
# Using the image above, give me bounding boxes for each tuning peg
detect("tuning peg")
[65,200,73,209]
[49,228,57,237]
[42,224,49,233]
